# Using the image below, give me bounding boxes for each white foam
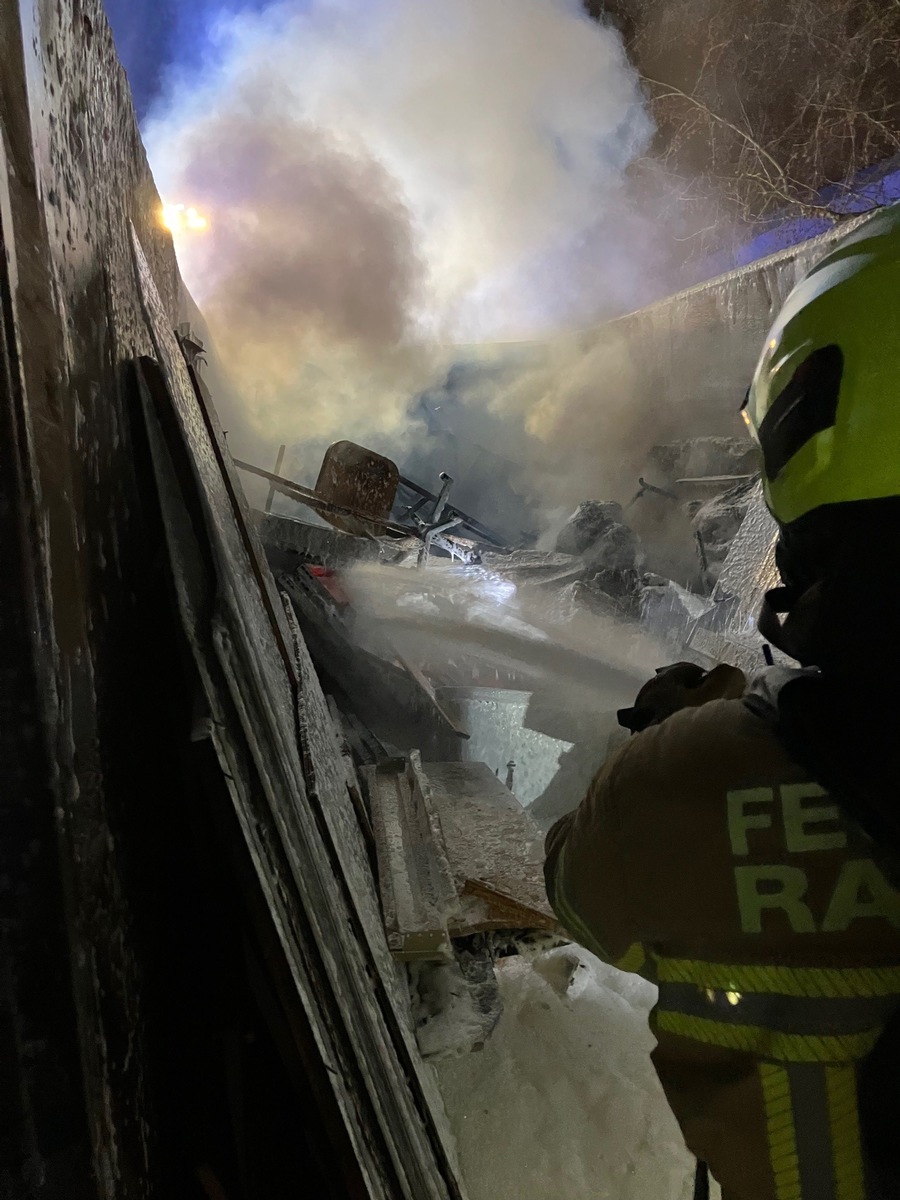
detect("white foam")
[434,949,722,1200]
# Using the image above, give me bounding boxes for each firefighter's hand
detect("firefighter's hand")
[617,662,746,733]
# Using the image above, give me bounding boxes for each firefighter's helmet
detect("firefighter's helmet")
[742,203,900,531]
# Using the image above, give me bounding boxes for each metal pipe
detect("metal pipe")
[431,472,453,526]
[264,444,286,514]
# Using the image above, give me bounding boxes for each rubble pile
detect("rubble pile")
[245,427,763,1200]
[553,500,645,616]
[688,476,758,582]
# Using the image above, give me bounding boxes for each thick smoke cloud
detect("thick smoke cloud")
[144,0,658,481]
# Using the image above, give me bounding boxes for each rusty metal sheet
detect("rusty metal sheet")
[315,440,400,537]
[130,227,466,1200]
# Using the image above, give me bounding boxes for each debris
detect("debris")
[689,476,758,582]
[686,481,785,672]
[236,456,413,536]
[397,472,508,549]
[314,439,400,537]
[425,761,556,937]
[410,946,503,1060]
[649,436,759,483]
[239,439,506,562]
[258,511,388,569]
[365,754,459,962]
[479,549,587,590]
[264,443,286,513]
[367,754,557,958]
[555,499,628,557]
[624,476,679,510]
[639,577,712,653]
[532,949,582,995]
[394,654,471,740]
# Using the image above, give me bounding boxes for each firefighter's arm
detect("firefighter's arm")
[543,661,745,976]
[543,748,647,975]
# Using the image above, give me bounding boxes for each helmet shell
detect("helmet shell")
[744,203,900,527]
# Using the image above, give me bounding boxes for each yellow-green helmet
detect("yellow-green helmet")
[743,203,900,532]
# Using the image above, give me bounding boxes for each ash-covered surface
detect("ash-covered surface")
[479,548,589,590]
[425,761,552,929]
[258,510,388,569]
[411,955,503,1061]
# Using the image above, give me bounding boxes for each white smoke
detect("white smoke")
[144,0,655,466]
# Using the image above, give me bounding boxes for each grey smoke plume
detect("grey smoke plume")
[144,0,658,479]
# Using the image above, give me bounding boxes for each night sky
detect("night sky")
[104,0,899,267]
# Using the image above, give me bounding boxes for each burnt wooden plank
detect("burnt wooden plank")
[0,2,188,1192]
[365,759,458,963]
[0,91,96,1200]
[367,756,558,951]
[130,227,466,1199]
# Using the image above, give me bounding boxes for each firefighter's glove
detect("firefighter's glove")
[617,661,746,733]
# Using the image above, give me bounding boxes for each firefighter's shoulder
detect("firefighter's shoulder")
[605,696,797,797]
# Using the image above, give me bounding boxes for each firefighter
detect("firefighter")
[544,202,900,1200]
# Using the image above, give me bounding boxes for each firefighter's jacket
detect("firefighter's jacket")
[544,667,900,1200]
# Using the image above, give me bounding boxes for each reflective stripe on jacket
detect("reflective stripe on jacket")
[544,681,900,1200]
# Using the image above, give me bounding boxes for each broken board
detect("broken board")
[426,761,558,937]
[368,756,559,962]
[130,225,466,1200]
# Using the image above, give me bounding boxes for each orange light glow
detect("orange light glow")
[162,203,209,233]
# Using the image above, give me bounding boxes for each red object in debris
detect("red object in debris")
[306,564,351,607]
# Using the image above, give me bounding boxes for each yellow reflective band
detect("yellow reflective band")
[655,955,900,999]
[657,1011,880,1063]
[826,1066,865,1200]
[615,942,646,973]
[759,1064,801,1200]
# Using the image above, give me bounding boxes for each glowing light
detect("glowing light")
[162,203,209,233]
[703,987,742,1006]
[741,408,752,429]
[769,338,777,350]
